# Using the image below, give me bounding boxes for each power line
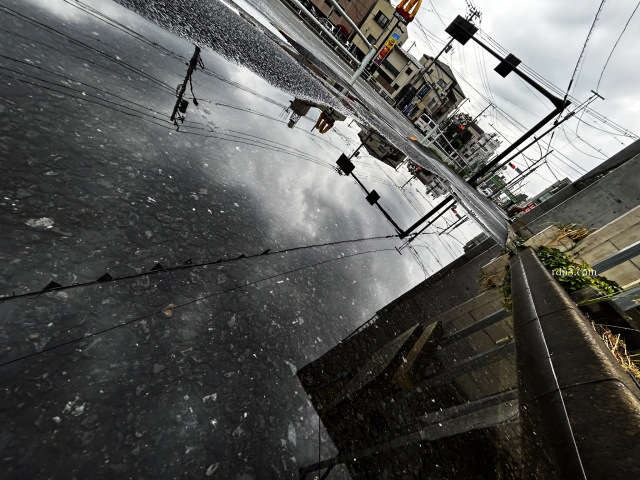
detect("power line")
[562,0,606,106]
[0,248,398,368]
[596,0,640,92]
[467,16,637,138]
[0,234,402,304]
[0,5,176,92]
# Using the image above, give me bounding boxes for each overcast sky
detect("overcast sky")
[406,0,640,198]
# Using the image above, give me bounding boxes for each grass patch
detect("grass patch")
[500,267,512,312]
[537,246,621,295]
[593,323,640,383]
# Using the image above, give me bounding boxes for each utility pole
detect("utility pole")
[474,91,600,186]
[170,45,202,124]
[489,150,554,199]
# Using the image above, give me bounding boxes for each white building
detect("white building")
[426,177,448,200]
[462,132,501,170]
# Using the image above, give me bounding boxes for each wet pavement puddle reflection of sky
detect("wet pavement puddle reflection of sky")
[0,0,485,478]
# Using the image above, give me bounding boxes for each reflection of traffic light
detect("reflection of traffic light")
[314,113,334,134]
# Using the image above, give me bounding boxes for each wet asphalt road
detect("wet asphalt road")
[0,0,492,478]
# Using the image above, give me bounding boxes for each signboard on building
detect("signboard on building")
[523,202,537,213]
[373,32,401,66]
[393,10,410,25]
[416,83,432,100]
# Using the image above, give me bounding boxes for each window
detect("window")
[367,34,376,44]
[427,98,437,108]
[393,84,399,90]
[374,11,389,29]
[438,79,447,89]
[405,68,413,76]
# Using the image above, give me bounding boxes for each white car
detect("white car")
[414,113,437,135]
[318,18,335,32]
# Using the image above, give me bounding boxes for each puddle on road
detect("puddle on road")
[0,1,487,479]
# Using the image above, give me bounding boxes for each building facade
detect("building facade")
[461,131,501,171]
[308,0,378,34]
[350,0,410,59]
[393,54,465,123]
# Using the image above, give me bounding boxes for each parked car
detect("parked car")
[414,113,437,135]
[318,18,336,33]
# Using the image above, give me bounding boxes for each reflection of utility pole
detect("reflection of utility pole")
[170,46,202,125]
[400,164,422,188]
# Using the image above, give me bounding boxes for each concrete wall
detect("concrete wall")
[572,205,640,288]
[513,152,640,237]
[299,239,503,393]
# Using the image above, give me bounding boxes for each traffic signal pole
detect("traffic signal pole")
[398,194,455,239]
[399,197,456,248]
[444,15,571,186]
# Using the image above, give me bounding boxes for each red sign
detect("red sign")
[523,202,537,213]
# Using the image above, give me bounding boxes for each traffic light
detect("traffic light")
[445,15,478,45]
[459,125,464,130]
[509,163,515,169]
[495,53,522,78]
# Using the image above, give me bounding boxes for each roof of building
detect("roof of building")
[403,49,423,68]
[422,55,465,99]
[468,121,484,135]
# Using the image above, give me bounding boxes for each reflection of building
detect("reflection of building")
[461,132,502,170]
[394,55,465,124]
[358,127,406,166]
[286,98,312,128]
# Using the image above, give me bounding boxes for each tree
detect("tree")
[441,112,474,148]
[407,161,421,175]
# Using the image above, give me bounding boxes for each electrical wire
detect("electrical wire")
[0,247,399,368]
[596,0,640,92]
[563,0,607,103]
